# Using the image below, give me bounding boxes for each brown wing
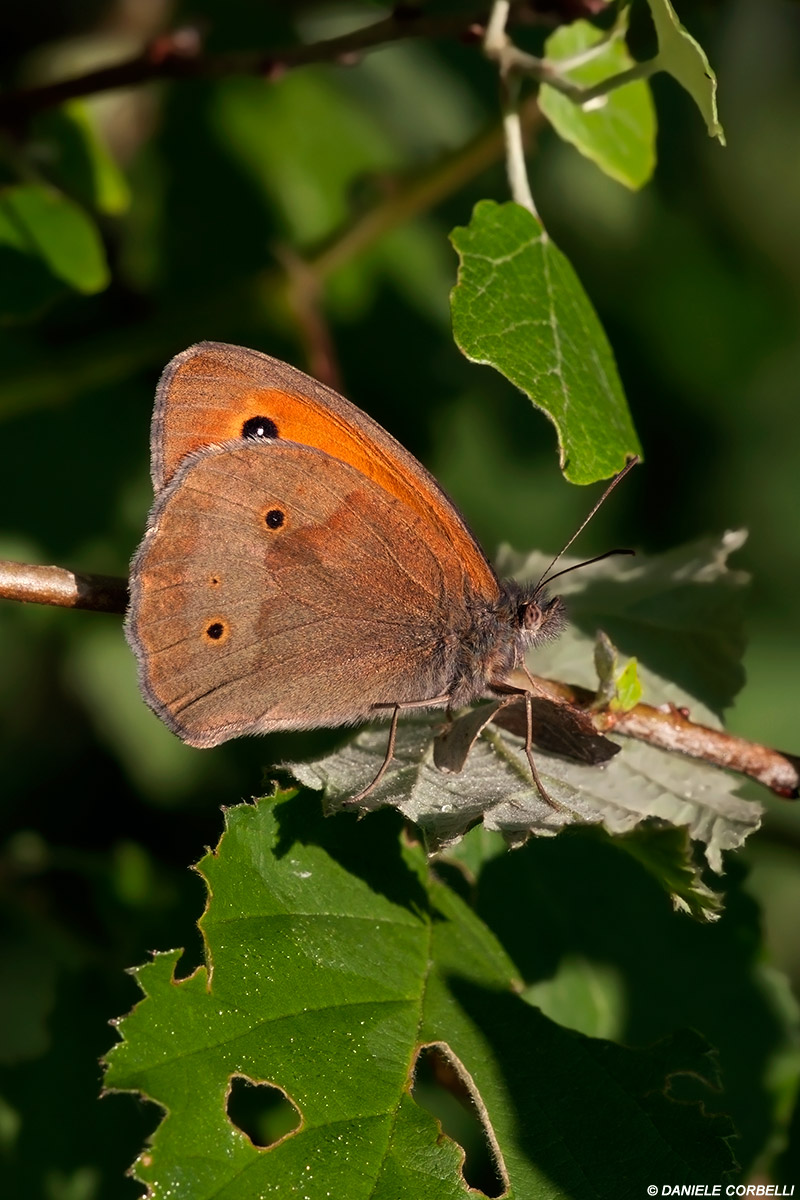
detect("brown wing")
[127,440,477,747]
[150,342,499,603]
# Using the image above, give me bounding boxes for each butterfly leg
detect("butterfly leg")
[522,691,567,812]
[346,694,452,805]
[348,704,401,804]
[492,679,566,812]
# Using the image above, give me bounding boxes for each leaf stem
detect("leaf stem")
[484,1,538,217]
[483,3,659,111]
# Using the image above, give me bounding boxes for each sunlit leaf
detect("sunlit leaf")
[540,20,657,189]
[647,0,725,143]
[450,201,641,483]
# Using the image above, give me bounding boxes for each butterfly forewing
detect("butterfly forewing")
[151,342,499,602]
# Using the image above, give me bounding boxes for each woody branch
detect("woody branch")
[1,558,796,799]
[0,2,609,129]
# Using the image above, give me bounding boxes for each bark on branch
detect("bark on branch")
[1,558,795,800]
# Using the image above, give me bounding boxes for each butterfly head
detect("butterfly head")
[517,589,566,644]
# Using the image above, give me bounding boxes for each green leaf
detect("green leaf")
[105,791,736,1195]
[614,824,723,920]
[290,533,760,868]
[31,102,131,216]
[647,0,726,144]
[470,826,800,1173]
[539,20,657,189]
[523,954,627,1039]
[612,655,643,711]
[593,628,619,706]
[0,184,110,319]
[450,200,641,483]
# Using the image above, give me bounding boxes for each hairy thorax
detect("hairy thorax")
[445,580,566,707]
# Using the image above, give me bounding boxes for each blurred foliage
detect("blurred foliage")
[0,0,799,1196]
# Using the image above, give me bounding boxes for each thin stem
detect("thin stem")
[484,0,538,217]
[502,96,538,216]
[483,23,660,109]
[310,93,543,279]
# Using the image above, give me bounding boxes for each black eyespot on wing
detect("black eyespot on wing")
[203,619,229,644]
[265,509,285,530]
[242,416,279,440]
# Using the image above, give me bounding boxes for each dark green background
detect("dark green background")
[1,2,799,1196]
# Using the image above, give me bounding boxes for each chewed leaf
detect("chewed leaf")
[104,791,736,1195]
[539,19,657,189]
[288,532,761,870]
[450,201,641,484]
[615,824,723,921]
[647,0,725,143]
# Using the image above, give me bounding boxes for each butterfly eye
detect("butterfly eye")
[241,415,279,440]
[264,509,285,530]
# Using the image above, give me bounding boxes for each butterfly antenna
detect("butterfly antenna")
[535,456,639,594]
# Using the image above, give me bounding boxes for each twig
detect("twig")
[0,4,622,132]
[483,1,658,111]
[309,93,543,279]
[0,10,485,129]
[524,676,800,800]
[2,560,796,800]
[275,246,343,391]
[0,560,127,614]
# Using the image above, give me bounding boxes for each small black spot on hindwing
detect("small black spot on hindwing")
[265,509,285,530]
[203,618,230,644]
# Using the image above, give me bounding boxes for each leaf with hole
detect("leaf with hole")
[104,790,736,1196]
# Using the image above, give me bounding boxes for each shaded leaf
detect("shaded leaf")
[539,19,657,189]
[501,530,749,716]
[31,102,131,216]
[615,824,723,920]
[450,200,641,483]
[467,826,800,1174]
[104,791,736,1196]
[0,185,110,319]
